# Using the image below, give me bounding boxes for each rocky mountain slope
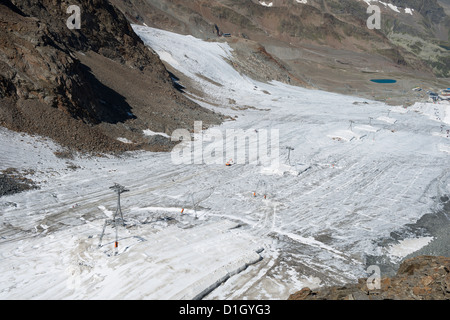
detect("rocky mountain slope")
[289,255,450,300]
[1,0,447,153]
[0,0,223,153]
[111,0,449,103]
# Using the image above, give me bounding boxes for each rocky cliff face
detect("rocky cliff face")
[289,256,450,300]
[0,0,223,153]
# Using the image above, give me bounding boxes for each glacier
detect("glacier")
[0,26,449,299]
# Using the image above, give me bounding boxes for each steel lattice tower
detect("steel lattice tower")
[98,183,129,255]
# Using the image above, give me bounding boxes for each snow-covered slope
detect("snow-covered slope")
[0,26,449,300]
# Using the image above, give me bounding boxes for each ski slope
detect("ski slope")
[0,26,449,299]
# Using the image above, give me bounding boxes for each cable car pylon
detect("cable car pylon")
[98,183,130,255]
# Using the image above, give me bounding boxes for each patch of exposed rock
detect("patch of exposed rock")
[289,256,450,300]
[0,168,39,197]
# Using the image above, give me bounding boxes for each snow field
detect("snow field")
[0,26,449,299]
[0,209,265,299]
[387,236,434,263]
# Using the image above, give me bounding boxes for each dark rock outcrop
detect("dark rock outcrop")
[0,168,38,197]
[289,255,450,300]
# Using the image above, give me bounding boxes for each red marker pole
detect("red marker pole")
[114,218,119,255]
